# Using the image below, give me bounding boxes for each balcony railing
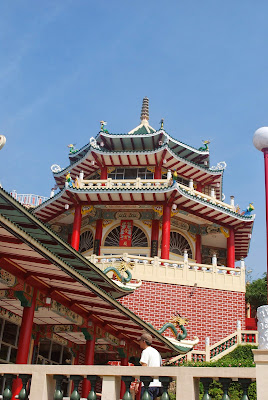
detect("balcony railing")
[10,191,48,207]
[78,177,171,190]
[76,176,237,212]
[167,330,258,365]
[0,364,256,400]
[89,253,246,292]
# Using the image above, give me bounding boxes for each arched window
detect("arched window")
[104,225,148,247]
[169,231,192,258]
[79,230,94,252]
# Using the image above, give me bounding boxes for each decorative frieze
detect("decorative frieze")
[0,268,17,287]
[0,305,22,325]
[50,300,84,325]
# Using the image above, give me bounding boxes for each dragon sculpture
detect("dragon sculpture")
[241,203,254,216]
[100,120,109,133]
[157,312,189,341]
[198,140,210,151]
[103,260,134,284]
[67,144,78,154]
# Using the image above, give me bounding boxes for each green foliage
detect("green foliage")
[199,380,256,400]
[246,273,267,309]
[166,345,257,367]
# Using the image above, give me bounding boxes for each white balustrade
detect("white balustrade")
[90,253,245,292]
[0,363,257,400]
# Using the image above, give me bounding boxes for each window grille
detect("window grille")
[169,231,192,258]
[79,230,94,252]
[104,226,148,247]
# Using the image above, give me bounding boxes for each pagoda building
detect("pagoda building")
[33,97,255,350]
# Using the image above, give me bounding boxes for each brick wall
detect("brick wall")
[119,281,245,350]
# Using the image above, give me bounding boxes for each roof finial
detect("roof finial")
[140,97,149,123]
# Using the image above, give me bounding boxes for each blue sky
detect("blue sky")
[0,1,267,279]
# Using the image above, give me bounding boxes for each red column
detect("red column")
[82,329,96,398]
[16,288,37,363]
[12,288,37,399]
[120,356,128,398]
[161,204,171,260]
[154,166,162,179]
[227,228,235,268]
[94,219,103,256]
[151,220,159,257]
[195,234,202,264]
[100,166,108,180]
[197,183,203,192]
[263,148,268,300]
[71,204,82,251]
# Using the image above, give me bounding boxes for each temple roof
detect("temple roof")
[33,182,254,260]
[59,98,210,172]
[53,142,221,197]
[0,187,193,354]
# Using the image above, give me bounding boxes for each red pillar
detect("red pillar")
[151,220,159,257]
[120,356,128,398]
[82,330,96,398]
[12,288,37,399]
[154,166,162,179]
[263,148,268,300]
[161,204,171,260]
[71,204,82,251]
[197,183,203,192]
[227,228,235,268]
[100,166,108,180]
[94,219,103,255]
[195,234,202,264]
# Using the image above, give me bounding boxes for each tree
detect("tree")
[246,273,267,310]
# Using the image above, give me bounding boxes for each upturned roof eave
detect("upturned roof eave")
[53,144,222,187]
[0,188,192,355]
[33,184,255,225]
[95,129,210,155]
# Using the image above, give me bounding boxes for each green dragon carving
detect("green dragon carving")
[154,313,189,340]
[103,260,133,284]
[198,140,210,151]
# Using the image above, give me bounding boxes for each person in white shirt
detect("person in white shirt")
[138,333,162,400]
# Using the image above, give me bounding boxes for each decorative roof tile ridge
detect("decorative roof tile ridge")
[0,212,106,294]
[0,188,132,291]
[55,142,222,181]
[53,145,97,178]
[97,129,209,154]
[90,144,222,175]
[31,186,66,212]
[0,187,132,295]
[68,141,91,160]
[177,185,255,221]
[68,185,174,194]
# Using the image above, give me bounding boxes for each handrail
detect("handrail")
[177,182,235,211]
[0,364,257,400]
[90,253,244,275]
[10,191,48,207]
[77,177,237,211]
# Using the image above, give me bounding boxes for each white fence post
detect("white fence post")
[101,375,121,400]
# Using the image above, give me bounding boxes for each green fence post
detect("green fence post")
[122,376,135,400]
[70,375,83,400]
[3,374,16,400]
[220,378,231,400]
[140,376,153,400]
[159,376,172,400]
[53,375,66,400]
[238,378,252,400]
[86,375,99,400]
[200,378,212,400]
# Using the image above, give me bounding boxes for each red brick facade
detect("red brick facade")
[120,281,245,350]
